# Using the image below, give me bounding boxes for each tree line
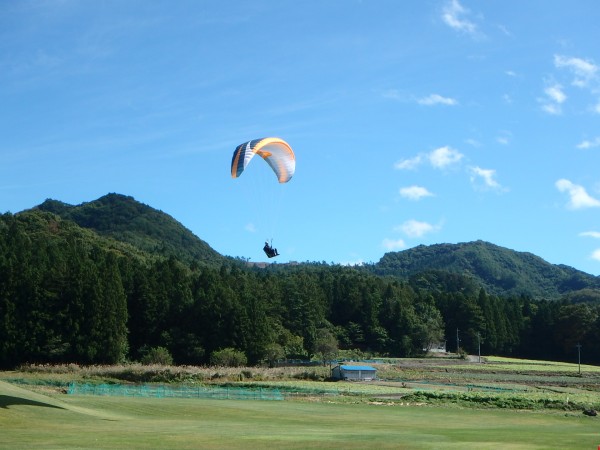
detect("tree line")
[1,211,599,368]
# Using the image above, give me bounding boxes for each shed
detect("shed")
[424,341,447,353]
[331,364,377,381]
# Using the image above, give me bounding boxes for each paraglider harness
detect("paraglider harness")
[263,240,279,258]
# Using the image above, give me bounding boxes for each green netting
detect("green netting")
[67,382,284,400]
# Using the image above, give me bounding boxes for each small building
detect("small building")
[331,364,377,381]
[424,341,447,353]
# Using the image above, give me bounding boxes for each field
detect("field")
[2,356,600,449]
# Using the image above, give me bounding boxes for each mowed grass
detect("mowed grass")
[448,356,600,373]
[1,380,599,449]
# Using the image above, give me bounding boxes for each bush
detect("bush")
[457,348,469,360]
[210,348,248,367]
[140,347,174,366]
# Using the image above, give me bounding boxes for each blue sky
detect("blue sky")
[2,1,600,274]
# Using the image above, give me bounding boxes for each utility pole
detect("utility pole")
[456,328,460,354]
[477,332,481,363]
[576,344,582,375]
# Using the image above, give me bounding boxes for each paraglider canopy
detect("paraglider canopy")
[231,137,295,183]
[231,137,294,259]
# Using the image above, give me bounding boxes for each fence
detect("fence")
[67,382,284,401]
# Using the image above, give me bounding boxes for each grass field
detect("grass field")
[2,357,600,449]
[1,379,599,449]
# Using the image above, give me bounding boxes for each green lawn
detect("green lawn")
[452,356,600,373]
[1,380,599,449]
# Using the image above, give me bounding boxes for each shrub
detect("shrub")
[210,348,248,367]
[457,348,469,360]
[140,347,174,366]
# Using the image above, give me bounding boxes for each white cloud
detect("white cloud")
[442,0,478,35]
[382,89,404,101]
[555,179,600,209]
[542,103,562,115]
[496,130,511,145]
[418,94,458,106]
[399,185,434,201]
[395,146,463,172]
[382,238,406,251]
[498,24,512,37]
[545,84,567,104]
[554,54,599,87]
[580,231,600,239]
[592,249,600,262]
[245,223,256,233]
[550,55,600,113]
[395,220,440,238]
[470,166,503,191]
[394,155,422,170]
[428,146,464,169]
[577,137,600,149]
[540,83,566,115]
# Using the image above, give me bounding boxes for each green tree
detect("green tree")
[141,346,174,365]
[263,343,285,367]
[96,252,128,363]
[413,293,445,353]
[554,303,597,355]
[210,347,247,367]
[379,281,419,356]
[281,272,326,355]
[313,328,338,366]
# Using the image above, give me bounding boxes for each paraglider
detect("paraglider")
[231,137,295,183]
[263,240,279,258]
[231,137,295,258]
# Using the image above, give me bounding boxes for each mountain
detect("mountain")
[34,193,227,266]
[29,194,599,299]
[371,240,600,299]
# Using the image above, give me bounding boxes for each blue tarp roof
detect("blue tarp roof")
[339,365,376,371]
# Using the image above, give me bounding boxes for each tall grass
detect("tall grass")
[15,363,332,383]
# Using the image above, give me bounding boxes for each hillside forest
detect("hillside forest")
[1,200,600,369]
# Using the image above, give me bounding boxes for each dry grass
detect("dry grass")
[14,362,333,383]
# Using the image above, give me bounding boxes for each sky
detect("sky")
[1,1,600,274]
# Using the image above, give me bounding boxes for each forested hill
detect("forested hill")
[34,193,227,266]
[3,193,600,368]
[372,240,600,299]
[26,193,600,299]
